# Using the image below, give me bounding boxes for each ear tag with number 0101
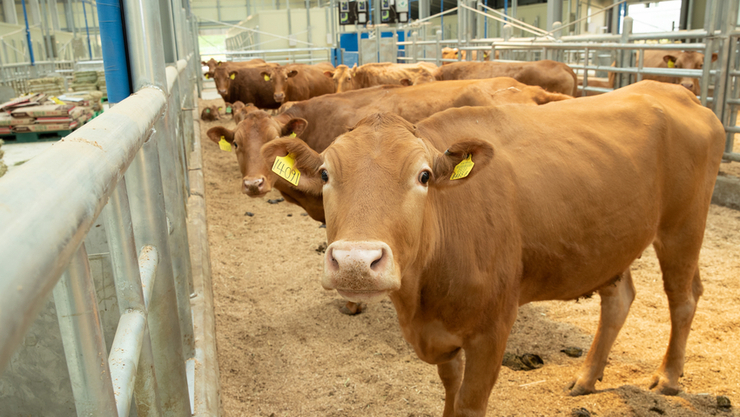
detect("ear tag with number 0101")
[450,155,474,180]
[272,153,301,186]
[667,61,675,68]
[218,136,232,152]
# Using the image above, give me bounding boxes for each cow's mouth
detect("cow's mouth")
[336,289,388,303]
[243,189,269,198]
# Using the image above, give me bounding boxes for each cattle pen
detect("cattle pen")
[2,1,740,417]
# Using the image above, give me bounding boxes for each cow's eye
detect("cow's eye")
[321,169,329,183]
[419,171,430,185]
[233,142,238,149]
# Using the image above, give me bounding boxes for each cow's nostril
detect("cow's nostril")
[370,250,384,270]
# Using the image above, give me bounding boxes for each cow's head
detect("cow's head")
[325,64,357,93]
[212,65,238,100]
[261,112,493,303]
[207,111,307,197]
[262,66,299,103]
[663,51,718,95]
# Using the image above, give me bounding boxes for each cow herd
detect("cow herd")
[200,55,725,416]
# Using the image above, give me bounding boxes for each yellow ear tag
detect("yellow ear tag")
[450,155,474,180]
[290,132,297,137]
[230,73,236,80]
[667,61,675,68]
[264,74,270,81]
[272,153,301,186]
[219,136,232,152]
[205,74,210,79]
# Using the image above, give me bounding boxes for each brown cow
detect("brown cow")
[639,50,717,96]
[203,58,266,80]
[212,63,281,109]
[206,77,570,222]
[435,60,578,96]
[262,80,724,415]
[233,102,259,124]
[441,47,490,64]
[261,63,335,104]
[325,62,438,93]
[200,105,222,121]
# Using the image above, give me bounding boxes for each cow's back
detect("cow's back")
[285,63,335,101]
[417,80,724,303]
[435,60,577,96]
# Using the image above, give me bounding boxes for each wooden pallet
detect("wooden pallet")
[0,128,75,143]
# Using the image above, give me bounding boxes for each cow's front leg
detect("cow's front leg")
[437,351,463,417]
[568,270,635,396]
[452,319,515,416]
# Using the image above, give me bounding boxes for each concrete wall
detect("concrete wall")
[226,7,334,51]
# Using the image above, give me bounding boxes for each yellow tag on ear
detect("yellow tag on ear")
[264,74,270,81]
[205,74,210,79]
[290,132,297,137]
[230,73,236,80]
[450,155,474,180]
[219,136,232,152]
[272,153,301,186]
[668,61,675,68]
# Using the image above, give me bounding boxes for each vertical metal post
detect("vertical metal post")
[618,16,632,89]
[2,0,19,25]
[121,0,192,415]
[375,25,380,63]
[103,179,164,417]
[159,0,177,63]
[715,0,739,137]
[330,0,337,47]
[82,0,93,59]
[53,243,118,417]
[170,0,188,61]
[287,0,293,47]
[96,0,132,104]
[700,0,718,107]
[305,0,312,60]
[21,0,35,65]
[435,30,441,66]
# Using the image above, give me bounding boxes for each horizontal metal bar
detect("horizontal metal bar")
[0,87,167,373]
[723,152,740,162]
[569,64,715,78]
[492,42,706,51]
[109,310,148,417]
[723,125,740,133]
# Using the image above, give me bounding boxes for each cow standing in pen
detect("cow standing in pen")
[261,81,724,416]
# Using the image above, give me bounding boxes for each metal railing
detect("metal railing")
[0,1,218,416]
[201,47,333,65]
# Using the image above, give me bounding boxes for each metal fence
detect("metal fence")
[0,1,218,416]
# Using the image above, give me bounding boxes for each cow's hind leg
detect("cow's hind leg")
[568,269,636,396]
[650,234,704,395]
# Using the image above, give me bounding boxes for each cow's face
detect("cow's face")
[327,65,356,93]
[207,112,307,197]
[263,67,298,103]
[664,51,717,95]
[213,66,237,99]
[261,113,493,304]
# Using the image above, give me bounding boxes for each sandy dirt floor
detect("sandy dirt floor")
[199,96,740,417]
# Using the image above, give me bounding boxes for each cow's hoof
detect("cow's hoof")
[567,380,595,396]
[340,302,364,315]
[649,376,680,396]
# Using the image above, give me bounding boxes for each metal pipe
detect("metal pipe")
[700,0,718,107]
[53,243,118,417]
[0,87,166,374]
[108,310,147,417]
[21,0,35,65]
[96,0,132,104]
[82,0,93,58]
[122,1,192,414]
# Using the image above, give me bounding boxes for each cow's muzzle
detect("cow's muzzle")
[322,240,400,303]
[273,93,285,103]
[242,176,269,197]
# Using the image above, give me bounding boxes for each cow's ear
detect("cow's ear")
[206,126,235,144]
[279,117,308,137]
[261,138,324,194]
[287,70,298,78]
[663,55,677,65]
[711,53,718,62]
[432,139,494,186]
[323,70,334,78]
[399,78,412,86]
[201,61,207,66]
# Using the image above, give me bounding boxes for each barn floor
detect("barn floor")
[199,95,740,417]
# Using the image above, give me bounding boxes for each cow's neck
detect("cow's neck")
[273,180,325,223]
